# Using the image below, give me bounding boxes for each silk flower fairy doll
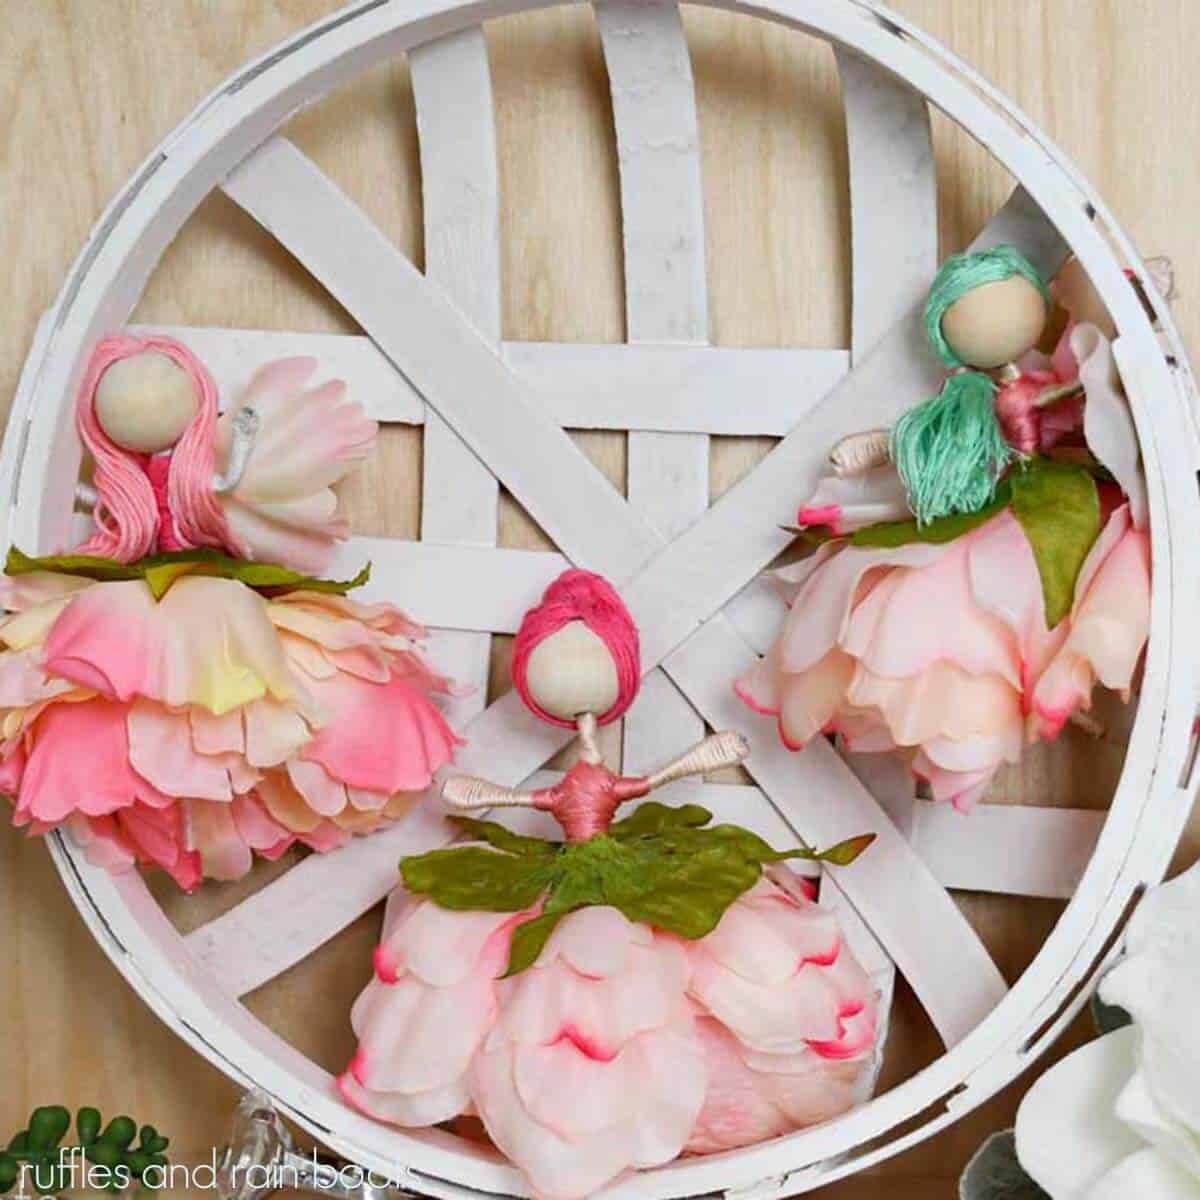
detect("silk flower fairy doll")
[738,247,1152,811]
[0,334,459,888]
[339,569,879,1200]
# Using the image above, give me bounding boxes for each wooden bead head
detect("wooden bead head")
[94,350,198,453]
[924,245,1052,372]
[523,620,620,722]
[939,275,1048,370]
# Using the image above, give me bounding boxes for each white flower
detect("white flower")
[1015,863,1200,1198]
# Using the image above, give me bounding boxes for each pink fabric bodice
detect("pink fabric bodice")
[143,452,184,552]
[995,325,1085,455]
[994,369,1083,456]
[533,760,650,842]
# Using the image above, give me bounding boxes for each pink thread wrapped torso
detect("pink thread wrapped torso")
[533,759,650,841]
[143,452,184,551]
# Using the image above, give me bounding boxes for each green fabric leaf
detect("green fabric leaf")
[779,524,835,546]
[607,835,766,939]
[1009,459,1100,628]
[5,546,369,601]
[5,547,142,583]
[1047,448,1115,483]
[504,912,570,978]
[700,822,807,864]
[609,801,712,839]
[816,833,877,866]
[542,836,640,914]
[400,846,555,912]
[448,816,560,858]
[400,804,878,975]
[151,552,371,598]
[851,480,1012,549]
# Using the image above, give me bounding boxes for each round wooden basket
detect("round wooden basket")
[4,1,1199,1196]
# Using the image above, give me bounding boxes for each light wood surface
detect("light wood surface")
[2,1,1198,1195]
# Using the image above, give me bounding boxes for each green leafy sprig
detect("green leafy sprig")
[5,546,369,602]
[0,1106,169,1195]
[401,804,875,976]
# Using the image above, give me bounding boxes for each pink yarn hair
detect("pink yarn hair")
[511,569,641,728]
[75,334,235,562]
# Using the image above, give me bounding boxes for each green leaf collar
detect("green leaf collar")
[401,805,875,977]
[5,546,370,601]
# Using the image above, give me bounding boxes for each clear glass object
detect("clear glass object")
[216,1091,415,1200]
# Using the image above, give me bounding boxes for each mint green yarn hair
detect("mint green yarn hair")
[893,245,1052,525]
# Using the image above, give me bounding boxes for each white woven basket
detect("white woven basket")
[3,2,1199,1197]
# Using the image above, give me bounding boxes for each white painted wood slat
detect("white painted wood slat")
[216,140,960,988]
[329,537,568,632]
[836,49,939,358]
[915,804,1104,900]
[595,0,709,777]
[131,324,849,434]
[504,340,846,433]
[411,29,503,731]
[825,52,939,1002]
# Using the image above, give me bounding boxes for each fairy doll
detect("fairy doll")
[339,569,879,1200]
[0,334,459,888]
[826,246,1088,523]
[738,246,1152,811]
[74,333,370,569]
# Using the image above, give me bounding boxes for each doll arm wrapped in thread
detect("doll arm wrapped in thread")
[644,730,749,789]
[442,722,749,813]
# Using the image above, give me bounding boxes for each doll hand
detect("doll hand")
[830,429,891,476]
[231,404,261,441]
[707,730,750,769]
[213,406,261,494]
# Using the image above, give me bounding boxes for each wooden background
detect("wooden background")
[2,1,1198,1196]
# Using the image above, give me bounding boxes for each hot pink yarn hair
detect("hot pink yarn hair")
[511,569,641,728]
[75,334,235,562]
